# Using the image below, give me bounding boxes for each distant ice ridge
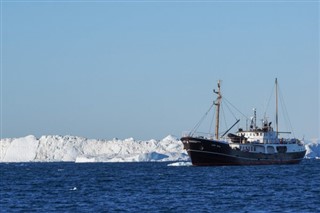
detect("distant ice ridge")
[0,135,189,163]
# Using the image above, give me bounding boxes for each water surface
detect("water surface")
[1,160,319,212]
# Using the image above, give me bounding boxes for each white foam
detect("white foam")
[167,162,192,166]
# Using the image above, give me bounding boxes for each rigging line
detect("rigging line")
[278,85,295,138]
[223,97,249,120]
[278,85,290,131]
[221,103,228,134]
[190,103,215,135]
[223,98,237,120]
[264,83,276,116]
[279,91,289,129]
[208,105,216,136]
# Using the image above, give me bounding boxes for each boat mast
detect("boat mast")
[214,80,222,140]
[275,78,279,135]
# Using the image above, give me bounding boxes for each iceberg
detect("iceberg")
[305,139,320,159]
[0,135,189,163]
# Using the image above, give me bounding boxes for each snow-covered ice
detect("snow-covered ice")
[1,135,319,162]
[0,135,189,163]
[1,135,39,162]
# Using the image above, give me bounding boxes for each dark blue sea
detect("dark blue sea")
[1,160,319,213]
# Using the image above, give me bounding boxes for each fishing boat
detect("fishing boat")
[180,79,306,166]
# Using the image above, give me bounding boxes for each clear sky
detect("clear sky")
[1,0,319,140]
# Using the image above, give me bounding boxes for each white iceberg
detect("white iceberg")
[0,135,189,163]
[305,139,320,159]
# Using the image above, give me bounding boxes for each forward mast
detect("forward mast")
[214,80,222,140]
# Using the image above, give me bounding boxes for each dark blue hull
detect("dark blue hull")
[181,136,306,166]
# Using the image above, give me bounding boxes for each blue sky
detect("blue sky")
[1,1,319,140]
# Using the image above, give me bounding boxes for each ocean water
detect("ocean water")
[1,160,319,213]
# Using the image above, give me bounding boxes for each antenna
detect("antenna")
[253,108,257,130]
